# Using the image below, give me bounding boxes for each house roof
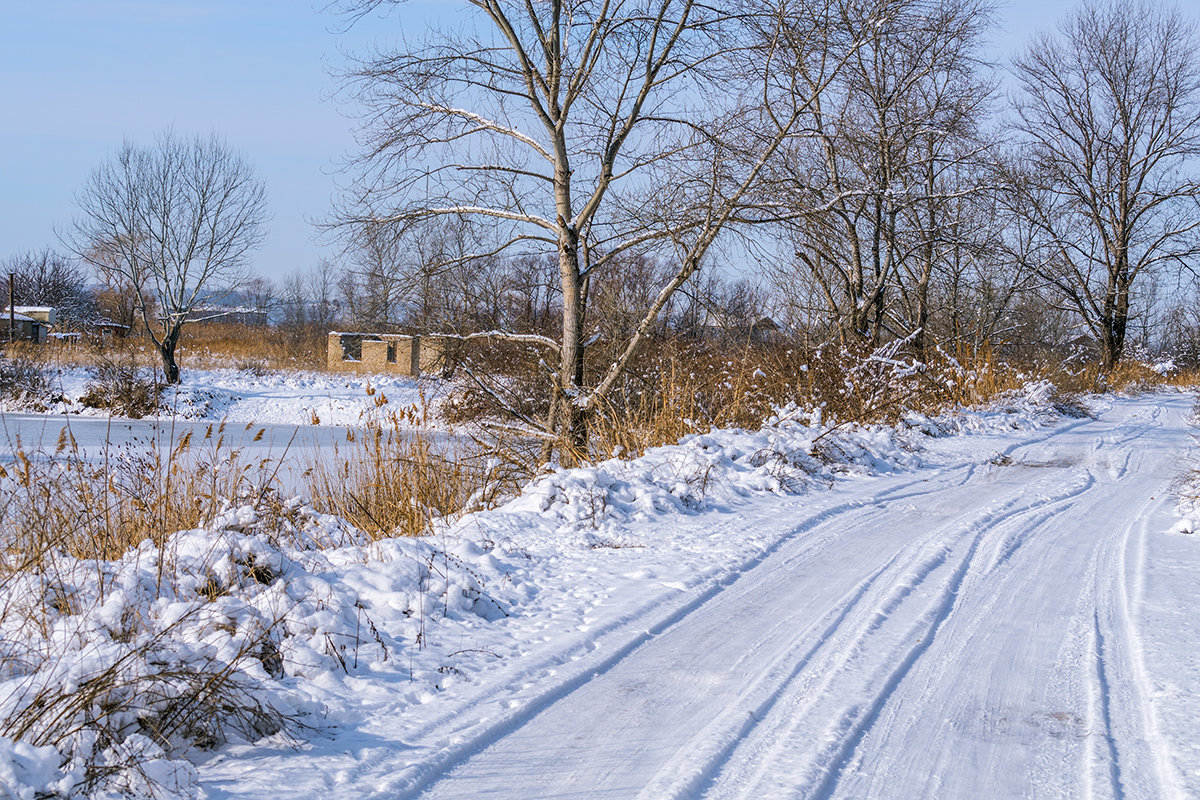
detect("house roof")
[699,310,778,329]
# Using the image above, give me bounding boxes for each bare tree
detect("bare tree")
[338,0,858,458]
[241,276,276,319]
[71,132,269,382]
[1011,1,1200,369]
[763,0,997,353]
[926,181,1033,352]
[2,248,99,327]
[281,260,343,333]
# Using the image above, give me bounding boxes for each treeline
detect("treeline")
[319,0,1199,384]
[6,1,1198,456]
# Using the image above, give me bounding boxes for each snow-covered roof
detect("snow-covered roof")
[4,307,55,325]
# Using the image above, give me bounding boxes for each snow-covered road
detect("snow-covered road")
[178,392,1199,800]
[400,395,1194,799]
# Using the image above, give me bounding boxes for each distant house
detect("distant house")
[89,320,132,343]
[3,306,56,344]
[326,332,450,376]
[189,305,270,326]
[697,311,781,344]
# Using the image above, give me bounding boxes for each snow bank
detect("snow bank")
[0,494,527,798]
[0,736,79,800]
[0,382,1073,797]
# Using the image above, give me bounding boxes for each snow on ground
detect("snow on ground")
[24,366,441,427]
[0,367,461,496]
[2,383,1199,799]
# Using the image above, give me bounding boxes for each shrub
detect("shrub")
[0,424,318,795]
[445,334,1040,465]
[0,355,51,406]
[80,357,163,418]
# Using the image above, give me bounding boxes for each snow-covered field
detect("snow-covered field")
[21,366,440,427]
[2,380,1198,799]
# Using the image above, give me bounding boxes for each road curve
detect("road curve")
[409,395,1193,800]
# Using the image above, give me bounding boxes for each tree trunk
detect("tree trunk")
[159,327,181,384]
[913,150,936,358]
[1102,284,1130,371]
[1099,269,1131,372]
[913,284,930,357]
[557,225,588,463]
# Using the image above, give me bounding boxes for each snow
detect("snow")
[0,738,79,800]
[1,366,453,493]
[2,382,1199,799]
[15,366,441,427]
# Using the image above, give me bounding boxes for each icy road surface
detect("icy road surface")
[201,393,1198,800]
[414,397,1193,799]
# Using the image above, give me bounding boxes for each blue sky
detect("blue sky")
[1,0,1077,284]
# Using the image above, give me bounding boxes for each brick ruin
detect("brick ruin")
[326,332,450,376]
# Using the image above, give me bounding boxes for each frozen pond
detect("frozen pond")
[0,412,465,494]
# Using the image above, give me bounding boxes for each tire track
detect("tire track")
[1090,610,1127,799]
[1086,499,1186,800]
[703,396,1186,800]
[828,397,1187,800]
[699,464,1098,800]
[392,470,973,799]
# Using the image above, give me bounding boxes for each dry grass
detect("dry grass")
[565,338,1036,463]
[176,322,327,371]
[0,605,292,751]
[0,396,495,564]
[78,350,164,418]
[0,353,54,408]
[0,423,315,794]
[445,332,1196,466]
[5,337,159,373]
[303,406,516,539]
[558,337,1200,464]
[0,421,289,569]
[0,402,506,792]
[8,321,327,376]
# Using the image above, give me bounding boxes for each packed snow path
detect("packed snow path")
[406,395,1193,800]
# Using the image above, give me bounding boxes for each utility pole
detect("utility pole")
[8,273,14,344]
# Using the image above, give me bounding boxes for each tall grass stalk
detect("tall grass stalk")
[303,409,515,539]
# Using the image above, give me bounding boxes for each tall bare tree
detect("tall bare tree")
[72,132,269,382]
[281,260,342,340]
[1011,1,1200,369]
[763,0,997,352]
[338,0,859,458]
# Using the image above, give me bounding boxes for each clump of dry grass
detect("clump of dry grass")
[12,321,328,377]
[0,353,54,407]
[0,604,294,755]
[8,336,161,374]
[79,350,164,418]
[581,337,1035,463]
[177,322,326,371]
[0,403,515,798]
[304,406,517,539]
[456,329,1198,467]
[0,421,288,567]
[0,424,318,795]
